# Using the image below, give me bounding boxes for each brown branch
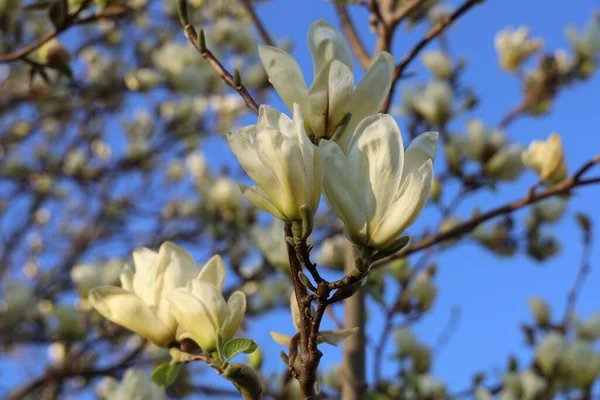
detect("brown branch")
[240,0,274,46]
[381,0,484,112]
[0,0,92,63]
[373,154,600,268]
[334,4,372,70]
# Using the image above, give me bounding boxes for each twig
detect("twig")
[178,0,259,115]
[373,154,600,268]
[433,306,461,357]
[0,0,92,63]
[381,0,484,112]
[335,4,372,70]
[240,0,274,46]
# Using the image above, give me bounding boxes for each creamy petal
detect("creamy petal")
[120,265,134,292]
[269,331,292,347]
[307,19,354,77]
[197,255,226,291]
[326,60,355,133]
[89,286,173,347]
[258,46,308,113]
[240,185,287,220]
[132,247,159,305]
[167,289,219,352]
[221,291,247,342]
[402,131,439,180]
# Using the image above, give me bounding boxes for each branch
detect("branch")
[240,0,274,46]
[381,0,484,112]
[178,0,259,115]
[373,154,600,268]
[0,0,92,63]
[334,4,372,70]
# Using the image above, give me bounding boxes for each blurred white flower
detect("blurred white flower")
[522,133,567,184]
[565,17,600,59]
[316,235,347,269]
[527,297,551,326]
[422,51,453,79]
[250,219,289,271]
[412,81,453,126]
[71,261,122,297]
[535,332,566,376]
[495,27,543,72]
[97,368,166,400]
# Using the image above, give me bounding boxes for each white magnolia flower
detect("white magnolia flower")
[394,328,418,357]
[561,340,600,387]
[97,368,166,400]
[1,282,36,318]
[475,387,492,400]
[495,27,543,72]
[258,20,395,145]
[412,81,453,127]
[185,152,207,181]
[209,176,243,210]
[522,133,567,183]
[321,114,437,250]
[89,242,214,347]
[71,261,122,297]
[316,234,348,269]
[576,312,600,340]
[250,219,289,271]
[227,104,325,221]
[528,297,551,325]
[484,144,525,181]
[532,198,567,223]
[452,119,506,162]
[270,293,358,347]
[124,68,163,92]
[167,264,246,353]
[417,375,446,398]
[565,18,600,59]
[535,332,566,376]
[412,271,438,311]
[422,50,453,79]
[520,370,546,400]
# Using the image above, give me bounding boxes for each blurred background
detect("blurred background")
[0,0,599,398]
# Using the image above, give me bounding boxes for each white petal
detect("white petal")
[319,327,359,346]
[89,286,173,347]
[131,247,159,305]
[156,242,198,293]
[120,265,134,292]
[269,331,293,347]
[344,52,395,140]
[347,114,405,230]
[256,105,294,138]
[221,291,247,342]
[258,46,308,113]
[188,280,229,328]
[308,19,354,77]
[240,185,287,220]
[290,292,301,331]
[402,131,439,180]
[321,140,368,246]
[326,61,355,133]
[197,255,226,291]
[369,160,434,249]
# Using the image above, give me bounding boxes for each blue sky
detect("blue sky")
[242,0,600,394]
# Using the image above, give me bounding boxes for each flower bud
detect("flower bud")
[519,370,547,400]
[535,333,566,376]
[394,328,418,357]
[522,133,567,184]
[527,297,551,326]
[495,27,543,72]
[316,235,347,269]
[422,51,453,79]
[561,340,600,387]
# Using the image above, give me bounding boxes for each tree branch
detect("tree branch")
[240,0,274,46]
[335,4,372,70]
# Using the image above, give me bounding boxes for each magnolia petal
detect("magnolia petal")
[256,105,295,139]
[221,291,247,342]
[258,46,308,113]
[402,131,439,180]
[167,286,223,352]
[306,63,331,138]
[197,255,226,291]
[321,140,368,245]
[240,184,287,220]
[89,286,173,347]
[290,292,301,331]
[131,247,159,305]
[369,160,434,249]
[326,60,355,132]
[344,52,395,141]
[319,327,359,346]
[347,114,405,227]
[120,265,134,292]
[187,280,229,328]
[307,20,354,77]
[270,331,293,347]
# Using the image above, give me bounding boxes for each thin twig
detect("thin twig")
[240,0,274,46]
[372,154,600,268]
[335,3,372,70]
[381,0,484,112]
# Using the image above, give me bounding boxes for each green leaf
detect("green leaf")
[150,362,181,387]
[223,338,258,361]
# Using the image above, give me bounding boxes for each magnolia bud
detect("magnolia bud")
[535,333,566,376]
[394,328,418,358]
[527,297,551,326]
[388,259,412,285]
[519,370,547,400]
[561,340,600,387]
[411,344,432,373]
[412,272,438,312]
[422,51,454,79]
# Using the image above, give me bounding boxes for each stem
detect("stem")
[341,242,367,400]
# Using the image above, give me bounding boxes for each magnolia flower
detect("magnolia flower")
[417,375,446,398]
[167,265,246,353]
[97,368,166,400]
[1,282,36,319]
[227,104,325,221]
[561,340,600,387]
[412,271,438,311]
[519,370,546,400]
[527,297,551,325]
[209,176,243,210]
[258,20,395,144]
[452,119,506,162]
[422,51,453,79]
[316,234,348,269]
[394,328,418,357]
[576,312,600,340]
[565,17,600,59]
[124,68,163,92]
[484,144,525,181]
[71,261,122,297]
[532,198,567,223]
[495,27,543,72]
[322,114,437,250]
[89,242,214,347]
[522,133,567,183]
[535,332,566,376]
[270,293,358,347]
[185,152,207,181]
[250,219,289,271]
